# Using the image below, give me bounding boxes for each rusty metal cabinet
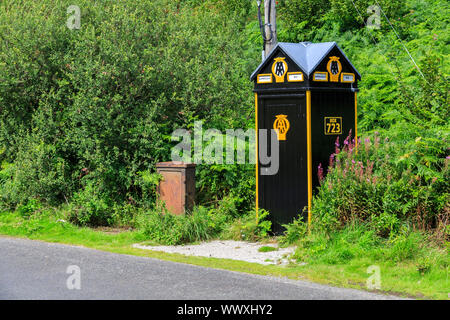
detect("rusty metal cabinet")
[156,162,196,215]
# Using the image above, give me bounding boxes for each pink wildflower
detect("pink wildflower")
[318,163,324,184]
[335,137,340,154]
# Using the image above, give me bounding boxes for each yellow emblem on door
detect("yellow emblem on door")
[273,114,290,141]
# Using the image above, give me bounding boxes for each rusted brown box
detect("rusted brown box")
[155,162,196,215]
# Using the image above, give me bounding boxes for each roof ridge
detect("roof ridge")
[250,41,360,81]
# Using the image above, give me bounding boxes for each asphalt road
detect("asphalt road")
[0,237,401,300]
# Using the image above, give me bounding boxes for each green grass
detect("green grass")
[0,210,448,300]
[258,246,278,253]
[284,222,449,300]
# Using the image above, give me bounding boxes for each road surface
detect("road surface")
[0,237,402,300]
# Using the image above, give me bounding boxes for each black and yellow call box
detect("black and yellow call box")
[251,41,361,233]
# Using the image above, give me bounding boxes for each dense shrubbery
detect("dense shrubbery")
[221,209,272,241]
[138,205,271,245]
[278,0,407,41]
[281,219,448,276]
[139,206,224,245]
[0,0,259,224]
[0,0,448,247]
[312,128,449,239]
[277,0,449,243]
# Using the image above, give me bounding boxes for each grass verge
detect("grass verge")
[0,210,448,299]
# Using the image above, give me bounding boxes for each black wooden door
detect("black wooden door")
[258,95,308,234]
[310,91,356,189]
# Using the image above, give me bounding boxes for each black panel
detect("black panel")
[309,47,359,90]
[310,91,356,190]
[258,96,308,234]
[254,48,306,92]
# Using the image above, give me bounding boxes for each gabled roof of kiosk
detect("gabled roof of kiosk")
[250,41,361,80]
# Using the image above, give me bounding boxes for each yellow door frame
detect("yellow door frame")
[306,90,312,226]
[255,93,259,220]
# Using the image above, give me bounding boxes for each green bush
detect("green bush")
[280,216,309,246]
[278,0,407,41]
[196,165,255,214]
[281,217,448,271]
[17,199,42,219]
[139,206,225,245]
[0,139,71,207]
[0,0,448,237]
[312,128,449,238]
[222,209,272,241]
[0,0,258,221]
[66,180,113,226]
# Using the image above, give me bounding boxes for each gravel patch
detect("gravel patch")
[133,240,297,265]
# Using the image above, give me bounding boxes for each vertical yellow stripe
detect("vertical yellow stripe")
[306,90,312,226]
[255,93,259,220]
[355,92,358,149]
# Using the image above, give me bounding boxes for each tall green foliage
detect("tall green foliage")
[0,0,448,233]
[0,0,258,220]
[277,0,449,237]
[312,130,449,238]
[278,0,406,41]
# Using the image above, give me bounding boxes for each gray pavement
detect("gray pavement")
[0,236,403,300]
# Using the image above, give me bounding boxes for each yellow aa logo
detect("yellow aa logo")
[271,57,288,83]
[273,114,290,141]
[327,56,342,82]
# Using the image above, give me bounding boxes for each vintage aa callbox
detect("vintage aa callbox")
[251,42,361,233]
